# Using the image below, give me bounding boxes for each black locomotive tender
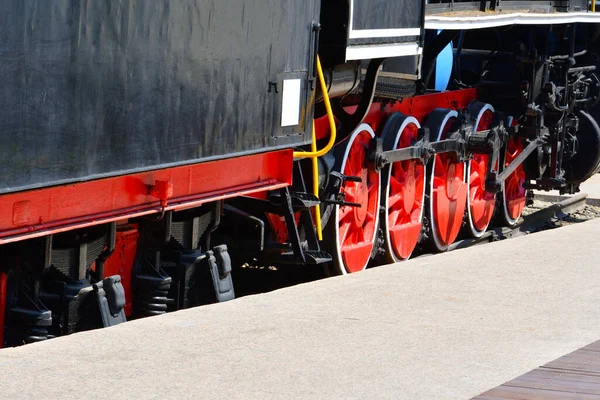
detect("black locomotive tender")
[0,0,598,347]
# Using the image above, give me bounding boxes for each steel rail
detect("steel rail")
[447,193,589,251]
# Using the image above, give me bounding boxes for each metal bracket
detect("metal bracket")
[205,245,235,303]
[465,123,508,193]
[308,21,322,91]
[371,130,466,172]
[492,138,544,187]
[93,275,127,328]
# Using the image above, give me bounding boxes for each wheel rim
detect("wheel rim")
[334,124,381,274]
[428,110,467,251]
[382,115,426,262]
[467,103,496,237]
[502,117,527,225]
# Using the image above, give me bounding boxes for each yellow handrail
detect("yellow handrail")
[294,55,337,159]
[593,0,596,12]
[310,121,323,240]
[292,55,337,241]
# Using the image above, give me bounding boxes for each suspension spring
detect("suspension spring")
[23,326,50,344]
[135,274,173,317]
[7,306,53,346]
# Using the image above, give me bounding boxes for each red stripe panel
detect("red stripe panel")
[0,150,293,244]
[0,272,6,349]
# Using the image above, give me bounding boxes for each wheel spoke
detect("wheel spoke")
[338,205,353,221]
[338,220,351,245]
[343,186,358,203]
[388,193,403,210]
[388,176,405,209]
[434,157,448,178]
[470,168,481,190]
[357,226,366,243]
[393,160,406,180]
[389,209,403,226]
[368,179,377,194]
[366,210,375,222]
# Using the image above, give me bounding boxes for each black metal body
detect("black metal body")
[0,0,319,194]
[319,0,424,67]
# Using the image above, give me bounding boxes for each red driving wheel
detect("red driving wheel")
[426,109,468,252]
[466,103,497,237]
[326,123,381,274]
[381,113,426,262]
[501,116,527,226]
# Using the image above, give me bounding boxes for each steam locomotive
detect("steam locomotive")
[1,0,599,347]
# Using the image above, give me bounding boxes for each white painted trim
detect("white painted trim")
[349,28,422,39]
[425,12,600,31]
[346,44,422,61]
[349,0,355,35]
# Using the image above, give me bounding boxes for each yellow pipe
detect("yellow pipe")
[593,0,596,12]
[310,121,323,240]
[292,55,337,240]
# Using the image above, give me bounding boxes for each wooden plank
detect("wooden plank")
[582,341,600,352]
[580,348,600,355]
[556,351,600,364]
[506,376,600,395]
[542,350,600,374]
[476,385,600,400]
[544,361,600,374]
[543,366,600,376]
[518,368,600,386]
[541,366,600,378]
[474,341,600,399]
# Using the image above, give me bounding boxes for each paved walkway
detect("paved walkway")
[582,173,600,199]
[0,219,600,399]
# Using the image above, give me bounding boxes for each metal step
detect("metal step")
[277,250,332,265]
[269,191,320,210]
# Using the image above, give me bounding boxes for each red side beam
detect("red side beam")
[0,272,6,349]
[314,88,479,140]
[0,150,293,244]
[102,227,139,317]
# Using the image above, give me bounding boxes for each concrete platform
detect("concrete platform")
[582,173,600,200]
[1,219,600,399]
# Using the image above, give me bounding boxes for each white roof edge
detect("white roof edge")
[425,12,600,30]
